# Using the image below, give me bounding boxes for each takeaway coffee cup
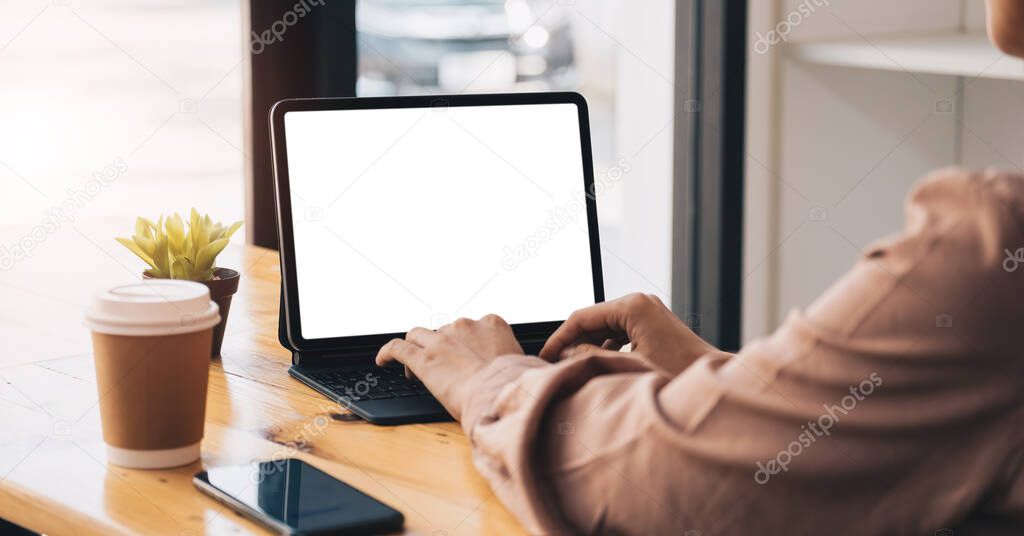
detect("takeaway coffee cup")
[85,281,220,469]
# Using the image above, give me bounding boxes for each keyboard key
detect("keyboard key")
[307,365,435,402]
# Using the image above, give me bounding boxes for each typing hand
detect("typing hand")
[376,315,523,420]
[539,293,716,376]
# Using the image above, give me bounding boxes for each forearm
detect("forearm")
[453,167,1024,535]
[458,352,656,534]
[648,338,723,377]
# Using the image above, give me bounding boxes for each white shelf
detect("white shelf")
[786,33,1024,81]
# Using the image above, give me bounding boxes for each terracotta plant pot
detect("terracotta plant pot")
[143,268,239,358]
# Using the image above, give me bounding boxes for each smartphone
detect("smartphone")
[193,458,404,535]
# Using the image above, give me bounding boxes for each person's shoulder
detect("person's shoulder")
[911,166,1024,214]
[899,166,1024,278]
[903,167,1022,237]
[853,167,1024,284]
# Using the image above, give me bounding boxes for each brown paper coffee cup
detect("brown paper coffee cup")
[85,281,220,469]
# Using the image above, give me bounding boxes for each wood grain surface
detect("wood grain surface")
[0,245,523,536]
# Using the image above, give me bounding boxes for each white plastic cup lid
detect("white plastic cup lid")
[85,280,220,336]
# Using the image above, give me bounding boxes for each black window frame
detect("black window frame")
[673,0,747,351]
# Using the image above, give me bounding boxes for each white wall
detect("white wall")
[742,0,1008,342]
[773,64,957,319]
[962,78,1024,170]
[742,0,782,343]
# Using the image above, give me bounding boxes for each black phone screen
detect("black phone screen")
[196,458,403,535]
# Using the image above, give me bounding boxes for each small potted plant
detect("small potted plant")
[117,209,243,358]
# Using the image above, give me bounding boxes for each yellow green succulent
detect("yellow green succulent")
[117,209,242,281]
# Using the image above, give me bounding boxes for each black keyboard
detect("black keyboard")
[305,366,431,401]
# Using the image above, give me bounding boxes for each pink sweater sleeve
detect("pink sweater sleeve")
[457,168,1024,535]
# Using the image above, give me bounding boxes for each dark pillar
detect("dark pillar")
[242,0,357,248]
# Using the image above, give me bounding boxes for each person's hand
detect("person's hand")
[539,293,716,376]
[375,315,523,419]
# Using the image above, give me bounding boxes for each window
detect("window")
[1,0,244,269]
[0,1,244,362]
[356,0,677,301]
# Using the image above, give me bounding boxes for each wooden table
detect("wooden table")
[0,245,523,535]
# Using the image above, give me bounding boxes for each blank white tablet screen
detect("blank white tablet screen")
[283,103,597,339]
